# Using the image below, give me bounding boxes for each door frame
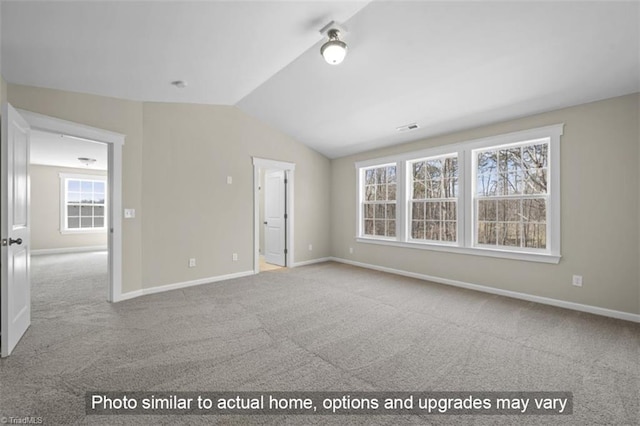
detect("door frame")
[17,109,125,302]
[252,157,295,274]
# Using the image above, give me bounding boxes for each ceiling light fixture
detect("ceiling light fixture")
[320,27,347,65]
[78,157,97,167]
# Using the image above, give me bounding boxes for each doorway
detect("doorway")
[30,130,109,302]
[1,106,125,357]
[15,109,125,302]
[253,158,295,274]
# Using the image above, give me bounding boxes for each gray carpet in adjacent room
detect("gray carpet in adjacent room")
[1,252,639,425]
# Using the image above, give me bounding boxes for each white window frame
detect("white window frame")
[470,138,550,254]
[357,161,399,241]
[407,153,459,246]
[355,124,563,264]
[59,173,108,234]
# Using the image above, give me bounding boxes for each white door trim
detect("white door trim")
[17,109,125,303]
[252,157,295,274]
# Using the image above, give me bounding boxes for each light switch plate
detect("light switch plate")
[124,209,135,219]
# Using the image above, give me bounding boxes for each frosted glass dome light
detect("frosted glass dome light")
[321,29,347,65]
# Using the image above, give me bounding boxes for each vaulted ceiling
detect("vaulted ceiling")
[3,1,639,158]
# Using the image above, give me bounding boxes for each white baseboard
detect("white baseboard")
[330,257,640,323]
[117,270,255,302]
[292,257,331,267]
[116,289,144,302]
[31,246,107,256]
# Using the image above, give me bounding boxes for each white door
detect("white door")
[1,104,31,357]
[264,170,286,266]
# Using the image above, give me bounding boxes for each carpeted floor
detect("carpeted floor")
[1,252,639,425]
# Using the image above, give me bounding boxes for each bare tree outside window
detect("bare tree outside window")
[410,155,458,242]
[476,141,548,249]
[363,165,397,237]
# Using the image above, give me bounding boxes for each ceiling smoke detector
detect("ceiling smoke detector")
[396,123,420,132]
[171,80,187,89]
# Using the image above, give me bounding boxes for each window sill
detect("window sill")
[355,237,561,264]
[60,229,107,235]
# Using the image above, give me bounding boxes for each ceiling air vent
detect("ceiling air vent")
[396,123,419,132]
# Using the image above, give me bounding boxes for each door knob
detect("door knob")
[263,221,268,225]
[9,238,22,246]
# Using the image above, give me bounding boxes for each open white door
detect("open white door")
[1,104,31,357]
[264,170,286,267]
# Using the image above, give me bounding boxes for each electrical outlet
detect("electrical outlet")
[308,244,313,251]
[572,275,583,287]
[189,258,196,268]
[349,247,354,254]
[227,176,233,184]
[232,253,238,261]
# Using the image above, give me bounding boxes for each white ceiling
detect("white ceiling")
[2,1,368,105]
[30,130,108,171]
[3,1,639,159]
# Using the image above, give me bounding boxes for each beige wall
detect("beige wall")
[8,81,639,315]
[331,93,640,315]
[8,85,331,293]
[8,84,144,293]
[141,103,331,288]
[30,165,107,250]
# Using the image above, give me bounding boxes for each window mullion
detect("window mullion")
[462,148,473,248]
[396,161,407,242]
[356,167,363,238]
